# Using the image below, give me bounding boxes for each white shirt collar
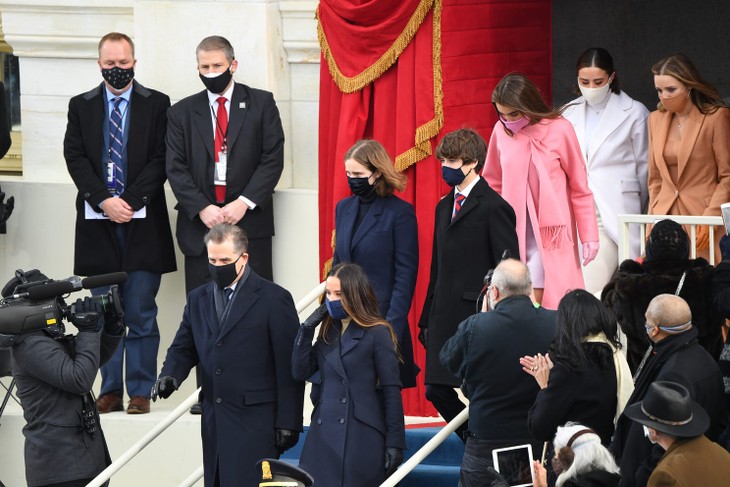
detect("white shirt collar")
[455,174,480,198]
[207,82,235,106]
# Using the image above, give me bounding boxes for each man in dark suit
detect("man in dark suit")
[152,224,304,487]
[64,32,176,415]
[441,259,556,487]
[166,35,284,292]
[418,128,519,440]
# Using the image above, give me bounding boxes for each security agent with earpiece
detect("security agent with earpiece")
[1,270,124,487]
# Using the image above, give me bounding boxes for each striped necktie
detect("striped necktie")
[108,97,125,195]
[452,192,465,219]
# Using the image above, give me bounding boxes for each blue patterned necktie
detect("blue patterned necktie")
[108,97,125,195]
[224,287,233,301]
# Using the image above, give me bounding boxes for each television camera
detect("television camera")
[0,269,127,346]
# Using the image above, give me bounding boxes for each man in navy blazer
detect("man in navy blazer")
[64,32,176,415]
[153,224,304,487]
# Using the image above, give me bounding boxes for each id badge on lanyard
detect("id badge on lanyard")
[215,147,227,186]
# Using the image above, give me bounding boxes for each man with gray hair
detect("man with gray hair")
[612,294,727,487]
[440,259,556,486]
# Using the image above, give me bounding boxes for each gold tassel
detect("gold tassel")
[318,0,435,94]
[395,0,444,172]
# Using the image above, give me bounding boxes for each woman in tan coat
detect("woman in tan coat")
[648,53,730,259]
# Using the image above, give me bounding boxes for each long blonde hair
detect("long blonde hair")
[652,54,726,114]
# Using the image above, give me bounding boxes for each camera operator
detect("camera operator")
[10,291,124,487]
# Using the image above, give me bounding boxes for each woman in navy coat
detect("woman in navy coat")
[293,263,406,486]
[332,139,419,387]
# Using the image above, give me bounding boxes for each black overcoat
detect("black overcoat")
[601,257,723,371]
[419,177,519,385]
[63,81,176,276]
[160,270,305,487]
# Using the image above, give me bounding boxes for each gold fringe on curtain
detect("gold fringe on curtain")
[395,0,443,172]
[317,0,435,94]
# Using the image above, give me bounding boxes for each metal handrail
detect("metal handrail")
[379,409,469,487]
[86,281,326,487]
[617,214,723,264]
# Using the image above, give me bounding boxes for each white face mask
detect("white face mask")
[579,78,613,107]
[642,425,657,444]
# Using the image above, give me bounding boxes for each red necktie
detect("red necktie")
[452,192,465,219]
[214,96,228,204]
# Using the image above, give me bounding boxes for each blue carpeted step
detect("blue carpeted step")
[400,464,461,486]
[402,427,464,466]
[283,425,463,485]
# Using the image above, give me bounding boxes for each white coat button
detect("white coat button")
[216,398,222,404]
[339,418,345,424]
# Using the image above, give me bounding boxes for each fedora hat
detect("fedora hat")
[625,381,709,438]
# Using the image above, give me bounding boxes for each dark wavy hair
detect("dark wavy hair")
[573,47,621,95]
[319,263,399,355]
[549,289,621,371]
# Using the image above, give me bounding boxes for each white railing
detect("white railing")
[379,408,469,487]
[617,214,724,265]
[86,281,326,487]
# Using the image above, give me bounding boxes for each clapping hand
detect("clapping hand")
[519,353,553,389]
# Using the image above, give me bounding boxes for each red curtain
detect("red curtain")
[318,0,552,416]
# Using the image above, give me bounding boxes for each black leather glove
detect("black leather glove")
[418,327,428,348]
[70,297,100,333]
[721,234,730,261]
[275,428,300,453]
[302,303,328,329]
[384,447,404,477]
[103,311,125,336]
[151,376,178,402]
[0,191,14,234]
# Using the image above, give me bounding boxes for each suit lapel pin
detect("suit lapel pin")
[239,102,246,109]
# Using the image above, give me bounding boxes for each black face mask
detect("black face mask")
[208,255,243,289]
[347,176,376,202]
[102,66,135,91]
[200,68,233,94]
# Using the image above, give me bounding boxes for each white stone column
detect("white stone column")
[0,0,134,182]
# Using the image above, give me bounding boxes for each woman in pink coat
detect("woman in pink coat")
[484,73,599,309]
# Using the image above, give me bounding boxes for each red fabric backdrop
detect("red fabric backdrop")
[318,0,552,416]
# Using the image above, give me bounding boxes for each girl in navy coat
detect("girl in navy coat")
[332,139,419,387]
[293,263,406,486]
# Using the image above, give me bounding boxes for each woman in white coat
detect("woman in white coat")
[563,48,650,294]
